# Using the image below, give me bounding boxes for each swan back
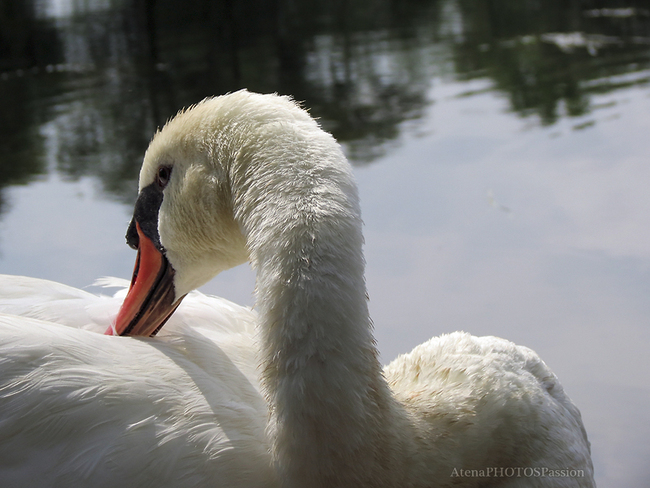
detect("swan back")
[0,308,275,487]
[385,332,594,484]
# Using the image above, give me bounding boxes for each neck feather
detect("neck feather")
[230,132,415,487]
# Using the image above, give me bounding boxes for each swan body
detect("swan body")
[0,90,594,487]
[0,276,274,487]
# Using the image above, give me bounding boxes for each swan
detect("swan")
[0,90,595,487]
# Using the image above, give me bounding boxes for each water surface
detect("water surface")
[1,1,649,486]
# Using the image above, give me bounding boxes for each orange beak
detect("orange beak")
[106,223,184,336]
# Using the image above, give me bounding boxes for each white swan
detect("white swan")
[0,90,594,487]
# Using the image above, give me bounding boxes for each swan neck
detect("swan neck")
[232,145,413,486]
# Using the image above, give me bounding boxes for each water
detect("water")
[1,1,649,486]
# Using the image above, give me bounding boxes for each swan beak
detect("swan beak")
[106,222,184,337]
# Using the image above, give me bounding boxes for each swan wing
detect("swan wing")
[0,274,124,332]
[0,274,260,385]
[384,331,594,485]
[0,277,275,488]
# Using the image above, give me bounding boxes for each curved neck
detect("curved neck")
[231,142,415,487]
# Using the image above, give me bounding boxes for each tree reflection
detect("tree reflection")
[454,0,650,125]
[145,0,439,158]
[0,0,648,210]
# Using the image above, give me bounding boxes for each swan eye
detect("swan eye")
[156,166,172,189]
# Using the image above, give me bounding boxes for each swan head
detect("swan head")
[108,90,351,336]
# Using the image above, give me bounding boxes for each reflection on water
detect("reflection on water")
[1,0,649,205]
[1,1,649,487]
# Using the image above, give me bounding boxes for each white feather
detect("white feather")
[0,276,275,487]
